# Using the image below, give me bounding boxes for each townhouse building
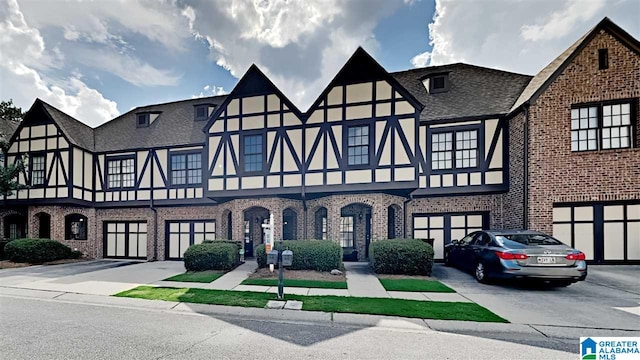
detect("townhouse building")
[1,17,637,264]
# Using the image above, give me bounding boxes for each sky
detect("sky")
[1,0,638,127]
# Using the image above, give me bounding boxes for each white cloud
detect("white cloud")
[416,0,640,75]
[193,84,228,98]
[182,0,405,109]
[410,51,431,67]
[0,0,119,127]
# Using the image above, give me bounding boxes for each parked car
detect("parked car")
[444,230,587,286]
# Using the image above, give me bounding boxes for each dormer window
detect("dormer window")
[422,73,450,94]
[136,113,149,128]
[194,105,208,121]
[598,48,609,70]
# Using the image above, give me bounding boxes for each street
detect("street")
[0,296,576,360]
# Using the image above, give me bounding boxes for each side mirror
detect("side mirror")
[451,239,459,245]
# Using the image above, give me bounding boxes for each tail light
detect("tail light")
[495,251,528,260]
[566,252,586,261]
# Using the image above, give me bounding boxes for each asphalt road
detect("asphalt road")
[433,264,640,330]
[0,296,577,360]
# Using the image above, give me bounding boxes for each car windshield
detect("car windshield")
[495,234,564,246]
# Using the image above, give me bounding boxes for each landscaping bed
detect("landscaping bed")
[0,258,89,269]
[164,270,224,283]
[242,268,347,289]
[116,286,507,323]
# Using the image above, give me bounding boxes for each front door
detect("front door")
[244,220,253,257]
[365,212,372,259]
[38,214,51,239]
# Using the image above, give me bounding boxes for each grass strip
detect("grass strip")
[115,286,506,323]
[379,278,455,293]
[164,271,224,283]
[241,278,347,289]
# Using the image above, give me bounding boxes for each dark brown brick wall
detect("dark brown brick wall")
[528,29,640,233]
[502,111,526,229]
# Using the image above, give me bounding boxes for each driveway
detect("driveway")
[434,264,640,331]
[0,260,185,295]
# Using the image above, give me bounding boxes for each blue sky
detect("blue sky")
[1,0,638,127]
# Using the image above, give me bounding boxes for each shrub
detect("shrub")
[255,240,342,272]
[4,239,81,264]
[0,238,13,260]
[202,239,242,250]
[184,242,240,272]
[370,239,435,276]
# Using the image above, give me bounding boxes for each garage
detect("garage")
[104,222,147,259]
[413,212,489,260]
[552,202,640,264]
[166,220,216,260]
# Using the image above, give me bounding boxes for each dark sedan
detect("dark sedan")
[444,230,588,286]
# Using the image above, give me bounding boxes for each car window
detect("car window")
[473,233,491,246]
[494,234,564,246]
[459,233,475,245]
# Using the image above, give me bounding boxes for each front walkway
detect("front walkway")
[344,262,389,298]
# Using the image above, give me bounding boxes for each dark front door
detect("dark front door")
[244,220,253,257]
[38,214,51,239]
[283,213,295,240]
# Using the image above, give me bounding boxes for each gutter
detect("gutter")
[523,102,530,230]
[403,195,412,238]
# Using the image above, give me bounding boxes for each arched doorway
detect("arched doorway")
[340,203,372,261]
[282,208,297,240]
[387,204,403,239]
[314,207,328,240]
[35,212,51,239]
[219,209,233,240]
[243,206,270,257]
[3,215,26,239]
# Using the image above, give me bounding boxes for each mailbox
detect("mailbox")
[282,250,293,267]
[267,250,279,265]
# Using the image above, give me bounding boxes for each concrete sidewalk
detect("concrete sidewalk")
[344,262,389,297]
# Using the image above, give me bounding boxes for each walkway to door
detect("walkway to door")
[344,262,389,297]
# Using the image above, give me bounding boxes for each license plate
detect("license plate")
[537,256,556,264]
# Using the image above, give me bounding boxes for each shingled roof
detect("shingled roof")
[391,64,532,122]
[94,96,227,152]
[0,117,19,141]
[39,101,95,150]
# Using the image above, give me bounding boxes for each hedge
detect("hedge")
[370,239,434,276]
[202,239,242,250]
[184,242,240,272]
[255,240,342,272]
[4,239,82,264]
[0,238,13,260]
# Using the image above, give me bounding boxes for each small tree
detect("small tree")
[0,99,24,122]
[0,138,27,197]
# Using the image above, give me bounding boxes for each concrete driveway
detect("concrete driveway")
[434,264,640,331]
[0,260,185,295]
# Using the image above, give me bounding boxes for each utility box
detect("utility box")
[267,250,278,265]
[282,250,293,267]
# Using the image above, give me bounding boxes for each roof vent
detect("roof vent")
[422,73,450,94]
[135,111,161,128]
[194,104,215,121]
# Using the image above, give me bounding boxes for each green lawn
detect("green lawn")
[115,286,506,323]
[164,271,224,283]
[241,278,347,289]
[379,278,455,293]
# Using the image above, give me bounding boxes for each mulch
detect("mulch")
[0,258,91,269]
[248,268,346,281]
[376,274,436,280]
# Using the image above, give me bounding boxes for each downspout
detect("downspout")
[523,102,530,230]
[150,151,158,261]
[403,195,412,239]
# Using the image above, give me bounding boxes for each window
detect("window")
[424,74,449,93]
[598,48,609,70]
[171,152,202,186]
[136,113,149,127]
[107,158,135,189]
[602,103,632,149]
[243,134,263,172]
[65,214,87,240]
[30,154,45,186]
[431,133,452,170]
[340,216,354,248]
[455,130,478,168]
[571,102,632,152]
[347,125,369,166]
[194,105,208,121]
[167,221,215,259]
[315,207,328,240]
[432,76,445,89]
[431,130,478,170]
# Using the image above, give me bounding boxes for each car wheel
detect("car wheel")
[474,262,488,283]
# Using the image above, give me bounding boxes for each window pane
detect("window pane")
[244,135,263,172]
[347,125,369,165]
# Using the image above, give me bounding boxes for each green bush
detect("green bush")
[202,239,242,250]
[255,240,342,272]
[370,239,434,276]
[183,242,240,272]
[4,239,81,264]
[0,238,13,260]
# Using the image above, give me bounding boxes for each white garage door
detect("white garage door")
[553,202,640,263]
[413,212,488,260]
[166,220,216,260]
[104,222,147,259]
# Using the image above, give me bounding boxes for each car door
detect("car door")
[455,232,478,270]
[469,232,493,267]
